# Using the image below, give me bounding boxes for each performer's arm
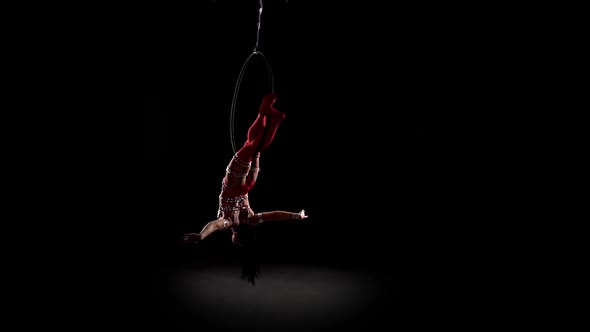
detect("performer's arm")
[249,209,308,225]
[183,218,229,244]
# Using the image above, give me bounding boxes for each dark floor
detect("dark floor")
[136,246,400,331]
[160,265,398,330]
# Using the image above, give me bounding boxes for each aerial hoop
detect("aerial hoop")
[229,50,274,154]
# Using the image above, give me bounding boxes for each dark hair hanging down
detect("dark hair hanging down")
[236,225,262,285]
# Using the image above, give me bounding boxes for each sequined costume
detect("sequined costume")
[217,92,285,233]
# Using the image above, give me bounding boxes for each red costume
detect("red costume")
[217,92,285,232]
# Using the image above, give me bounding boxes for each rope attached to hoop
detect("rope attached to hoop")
[229,0,275,154]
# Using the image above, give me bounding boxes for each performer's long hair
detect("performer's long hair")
[235,225,262,285]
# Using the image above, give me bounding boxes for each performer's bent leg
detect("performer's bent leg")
[259,92,277,115]
[235,93,285,162]
[245,93,278,148]
[245,152,260,191]
[256,92,285,152]
[246,112,266,147]
[234,142,257,167]
[257,111,285,152]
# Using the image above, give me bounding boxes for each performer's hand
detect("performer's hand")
[183,233,200,243]
[297,209,308,220]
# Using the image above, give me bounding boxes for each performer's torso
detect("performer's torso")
[218,177,254,226]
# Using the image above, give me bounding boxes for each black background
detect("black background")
[139,0,514,252]
[139,1,413,328]
[142,1,424,260]
[15,0,536,329]
[141,0,498,327]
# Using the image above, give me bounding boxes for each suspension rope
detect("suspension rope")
[254,0,263,53]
